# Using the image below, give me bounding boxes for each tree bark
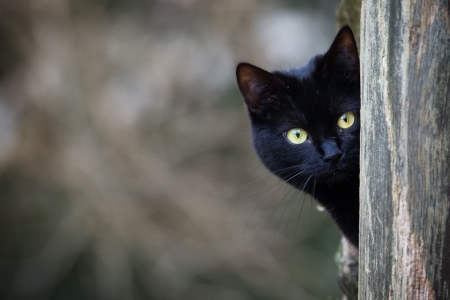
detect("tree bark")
[360,0,450,298]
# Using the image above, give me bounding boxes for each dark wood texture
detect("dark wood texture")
[360,0,450,298]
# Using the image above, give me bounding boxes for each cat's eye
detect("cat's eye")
[337,112,355,129]
[285,128,308,144]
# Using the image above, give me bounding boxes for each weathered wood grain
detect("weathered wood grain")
[360,0,450,298]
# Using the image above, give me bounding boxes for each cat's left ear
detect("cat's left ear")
[236,62,284,116]
[324,25,359,80]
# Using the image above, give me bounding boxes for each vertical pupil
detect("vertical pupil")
[342,115,348,122]
[295,131,300,138]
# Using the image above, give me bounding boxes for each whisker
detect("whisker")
[309,195,314,235]
[272,189,299,250]
[282,175,313,256]
[290,191,308,273]
[243,171,306,241]
[241,170,306,210]
[248,184,296,248]
[225,164,306,198]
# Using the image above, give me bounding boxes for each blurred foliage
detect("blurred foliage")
[0,0,342,299]
[336,0,361,50]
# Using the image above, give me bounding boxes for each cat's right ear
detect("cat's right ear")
[323,25,359,80]
[236,63,283,115]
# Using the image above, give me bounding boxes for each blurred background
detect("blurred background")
[0,0,343,299]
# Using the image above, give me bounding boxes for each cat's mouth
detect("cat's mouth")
[326,170,351,183]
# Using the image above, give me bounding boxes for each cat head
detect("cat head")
[236,26,360,188]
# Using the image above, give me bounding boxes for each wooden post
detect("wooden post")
[360,0,450,298]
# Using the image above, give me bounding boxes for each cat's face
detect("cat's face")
[236,26,360,190]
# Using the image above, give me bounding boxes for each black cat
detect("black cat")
[236,26,360,247]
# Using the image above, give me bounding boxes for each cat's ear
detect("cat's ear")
[324,25,359,79]
[236,63,284,115]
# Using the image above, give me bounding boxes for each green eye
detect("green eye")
[286,128,308,144]
[337,112,355,129]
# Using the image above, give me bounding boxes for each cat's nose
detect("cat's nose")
[324,151,342,164]
[321,140,342,165]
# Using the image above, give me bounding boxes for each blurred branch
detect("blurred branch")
[336,238,358,300]
[0,1,30,80]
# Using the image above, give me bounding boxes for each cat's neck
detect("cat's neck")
[303,174,360,246]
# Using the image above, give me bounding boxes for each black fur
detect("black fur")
[236,26,360,247]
